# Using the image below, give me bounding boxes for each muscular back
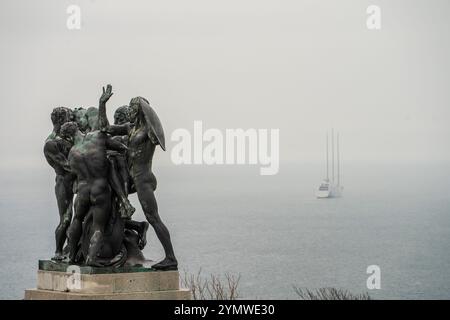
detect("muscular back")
[44,136,72,176]
[68,131,110,181]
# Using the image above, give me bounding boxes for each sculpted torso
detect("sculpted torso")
[93,89,178,270]
[68,131,109,182]
[44,135,72,176]
[128,127,156,182]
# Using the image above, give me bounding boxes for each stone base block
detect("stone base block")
[24,260,191,300]
[24,288,191,300]
[35,270,180,293]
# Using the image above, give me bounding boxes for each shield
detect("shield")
[139,98,166,151]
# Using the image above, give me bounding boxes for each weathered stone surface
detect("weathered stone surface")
[26,261,191,300]
[36,270,180,293]
[24,288,191,300]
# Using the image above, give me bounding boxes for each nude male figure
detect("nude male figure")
[63,86,128,266]
[43,107,75,261]
[108,105,149,249]
[107,108,136,219]
[101,89,178,270]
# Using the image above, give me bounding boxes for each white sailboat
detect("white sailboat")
[316,129,343,198]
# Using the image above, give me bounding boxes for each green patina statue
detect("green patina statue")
[43,85,176,270]
[44,107,75,261]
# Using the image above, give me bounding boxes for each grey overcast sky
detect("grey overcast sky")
[0,0,449,169]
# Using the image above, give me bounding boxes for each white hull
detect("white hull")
[316,190,331,198]
[330,185,343,198]
[316,184,343,198]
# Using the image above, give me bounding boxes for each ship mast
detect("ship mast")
[331,128,335,183]
[337,132,340,186]
[326,132,329,181]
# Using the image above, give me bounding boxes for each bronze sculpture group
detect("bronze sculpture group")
[43,85,177,270]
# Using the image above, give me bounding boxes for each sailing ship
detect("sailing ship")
[316,129,343,198]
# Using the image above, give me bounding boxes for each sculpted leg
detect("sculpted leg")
[136,181,177,270]
[67,186,89,262]
[86,182,111,266]
[116,154,130,194]
[53,175,74,260]
[108,156,135,218]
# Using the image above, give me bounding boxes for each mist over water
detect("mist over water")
[1,163,449,299]
[0,0,450,301]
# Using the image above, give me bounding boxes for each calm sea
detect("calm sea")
[1,163,449,299]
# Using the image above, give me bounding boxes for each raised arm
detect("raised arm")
[98,84,113,132]
[106,136,128,153]
[98,84,132,136]
[106,123,133,136]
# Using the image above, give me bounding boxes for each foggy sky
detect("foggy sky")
[1,0,449,170]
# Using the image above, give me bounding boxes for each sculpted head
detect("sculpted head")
[129,97,149,123]
[60,121,79,143]
[114,105,131,125]
[51,107,73,128]
[85,107,99,131]
[72,107,89,133]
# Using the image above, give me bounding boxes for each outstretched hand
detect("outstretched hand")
[100,84,113,104]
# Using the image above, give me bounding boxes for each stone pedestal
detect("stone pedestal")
[24,260,191,300]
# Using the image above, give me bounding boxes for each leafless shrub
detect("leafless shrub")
[181,269,241,300]
[293,286,371,300]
